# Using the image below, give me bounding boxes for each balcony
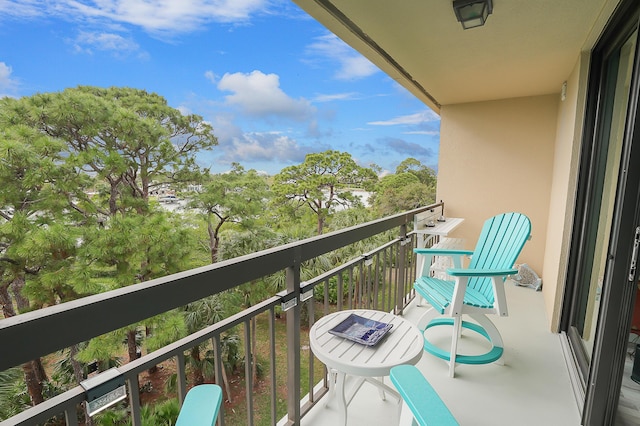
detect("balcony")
[302,280,580,426]
[0,202,580,426]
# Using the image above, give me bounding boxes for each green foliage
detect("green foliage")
[54,347,121,390]
[152,398,181,425]
[16,86,217,211]
[376,172,420,193]
[396,157,437,187]
[93,404,130,425]
[190,163,271,263]
[314,275,349,304]
[373,180,435,216]
[272,150,378,234]
[77,212,197,287]
[220,332,243,374]
[145,311,188,353]
[77,331,125,367]
[0,102,84,308]
[0,368,30,421]
[326,205,376,231]
[182,295,225,334]
[93,398,180,426]
[370,158,437,216]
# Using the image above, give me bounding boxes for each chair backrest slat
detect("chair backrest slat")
[467,213,531,302]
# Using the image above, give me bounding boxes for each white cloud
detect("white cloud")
[380,137,435,157]
[58,0,267,33]
[313,92,357,102]
[0,62,18,97]
[72,31,147,58]
[176,105,192,115]
[1,1,268,34]
[221,131,312,164]
[0,1,43,19]
[368,110,439,126]
[305,33,378,81]
[204,70,217,83]
[404,130,440,136]
[216,70,315,121]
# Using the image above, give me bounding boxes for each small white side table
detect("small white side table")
[309,309,423,426]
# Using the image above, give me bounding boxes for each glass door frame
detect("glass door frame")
[561,1,640,424]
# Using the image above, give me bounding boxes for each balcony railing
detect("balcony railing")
[0,203,446,426]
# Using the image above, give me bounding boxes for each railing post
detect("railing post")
[243,319,254,425]
[176,352,187,405]
[285,248,302,425]
[64,405,79,426]
[395,224,408,315]
[127,375,142,426]
[212,335,226,426]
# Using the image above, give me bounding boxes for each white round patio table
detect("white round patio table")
[309,309,423,426]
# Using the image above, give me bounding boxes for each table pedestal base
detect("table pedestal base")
[325,369,402,426]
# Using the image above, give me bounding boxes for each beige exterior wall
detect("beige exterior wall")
[436,57,592,330]
[542,53,591,330]
[436,95,559,298]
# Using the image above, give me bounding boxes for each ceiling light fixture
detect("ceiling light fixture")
[453,0,493,30]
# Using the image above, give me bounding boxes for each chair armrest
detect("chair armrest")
[414,248,474,256]
[176,384,222,426]
[390,365,459,426]
[447,267,518,277]
[414,249,473,277]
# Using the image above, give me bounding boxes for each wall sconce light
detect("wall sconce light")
[453,0,493,30]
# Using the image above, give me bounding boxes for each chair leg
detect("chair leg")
[398,400,418,426]
[449,316,462,378]
[469,313,504,365]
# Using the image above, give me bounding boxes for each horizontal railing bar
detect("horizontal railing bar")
[363,237,403,255]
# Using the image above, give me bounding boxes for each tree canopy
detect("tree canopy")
[272,150,377,234]
[5,86,217,216]
[396,157,437,187]
[370,158,437,215]
[189,163,270,263]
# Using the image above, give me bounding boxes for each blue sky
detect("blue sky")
[0,0,440,175]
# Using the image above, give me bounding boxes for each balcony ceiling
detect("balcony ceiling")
[292,0,616,112]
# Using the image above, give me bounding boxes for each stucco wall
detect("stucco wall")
[542,53,590,330]
[437,95,559,283]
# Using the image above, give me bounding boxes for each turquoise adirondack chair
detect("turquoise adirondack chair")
[176,384,223,426]
[413,212,531,377]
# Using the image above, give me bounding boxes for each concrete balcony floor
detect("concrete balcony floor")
[301,283,581,426]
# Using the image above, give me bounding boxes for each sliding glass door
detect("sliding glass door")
[563,2,640,424]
